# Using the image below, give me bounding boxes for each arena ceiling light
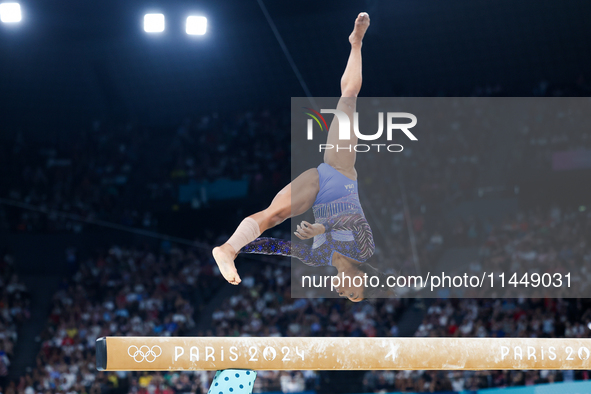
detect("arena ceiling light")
[144,13,165,33]
[0,2,22,23]
[186,16,207,35]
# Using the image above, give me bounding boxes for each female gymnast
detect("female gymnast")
[213,12,386,302]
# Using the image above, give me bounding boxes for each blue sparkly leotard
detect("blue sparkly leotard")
[239,163,374,267]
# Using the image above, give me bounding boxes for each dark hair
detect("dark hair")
[357,262,393,299]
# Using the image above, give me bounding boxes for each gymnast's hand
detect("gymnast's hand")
[294,221,325,240]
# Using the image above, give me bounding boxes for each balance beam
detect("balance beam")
[96,337,591,371]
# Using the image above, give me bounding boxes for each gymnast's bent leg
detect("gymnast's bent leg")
[212,168,319,285]
[239,237,323,267]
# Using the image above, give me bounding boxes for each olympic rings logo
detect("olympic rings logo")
[128,345,162,362]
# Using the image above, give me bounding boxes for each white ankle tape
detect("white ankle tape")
[227,218,261,253]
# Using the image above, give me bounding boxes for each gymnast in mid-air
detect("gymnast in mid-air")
[213,12,385,301]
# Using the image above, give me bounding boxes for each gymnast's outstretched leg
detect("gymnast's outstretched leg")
[324,12,370,181]
[212,169,319,284]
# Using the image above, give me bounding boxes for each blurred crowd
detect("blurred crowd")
[352,94,591,279]
[1,245,223,394]
[0,253,31,390]
[1,86,591,394]
[475,206,591,298]
[361,204,591,392]
[2,203,591,393]
[361,297,591,392]
[2,85,590,239]
[0,109,289,234]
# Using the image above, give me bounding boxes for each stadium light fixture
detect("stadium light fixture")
[144,13,164,33]
[0,2,22,23]
[186,16,207,35]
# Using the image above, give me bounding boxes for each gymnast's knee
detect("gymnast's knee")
[259,205,291,228]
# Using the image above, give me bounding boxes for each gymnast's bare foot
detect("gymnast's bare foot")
[349,12,370,47]
[212,244,241,285]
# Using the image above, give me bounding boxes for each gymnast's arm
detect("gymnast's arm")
[323,214,375,260]
[295,214,371,239]
[294,214,374,259]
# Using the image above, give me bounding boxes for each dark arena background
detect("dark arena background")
[1,1,591,393]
